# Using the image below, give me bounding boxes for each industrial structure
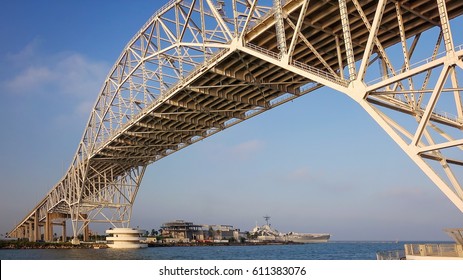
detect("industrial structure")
[159,220,239,242]
[7,0,463,248]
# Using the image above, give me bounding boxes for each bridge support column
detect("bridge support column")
[21,225,26,240]
[21,226,26,239]
[70,213,88,244]
[62,221,66,242]
[22,225,27,240]
[34,210,39,242]
[28,222,33,242]
[38,223,45,241]
[45,213,53,242]
[45,213,49,241]
[83,222,89,242]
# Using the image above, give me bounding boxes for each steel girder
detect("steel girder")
[9,0,463,240]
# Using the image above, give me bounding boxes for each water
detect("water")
[0,241,410,260]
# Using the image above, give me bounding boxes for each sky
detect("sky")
[0,0,462,242]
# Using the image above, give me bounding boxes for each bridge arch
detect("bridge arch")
[9,0,463,242]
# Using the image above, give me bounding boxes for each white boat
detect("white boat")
[250,216,330,243]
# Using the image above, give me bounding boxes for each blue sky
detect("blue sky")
[0,0,461,241]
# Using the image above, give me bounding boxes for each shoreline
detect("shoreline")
[147,241,303,247]
[0,240,303,249]
[0,241,94,249]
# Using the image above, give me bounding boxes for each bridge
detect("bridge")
[8,0,463,243]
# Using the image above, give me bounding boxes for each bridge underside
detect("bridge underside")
[9,0,463,241]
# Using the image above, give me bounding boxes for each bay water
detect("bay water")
[0,241,413,260]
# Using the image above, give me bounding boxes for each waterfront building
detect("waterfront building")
[206,224,240,241]
[159,220,241,243]
[105,228,147,248]
[160,220,205,242]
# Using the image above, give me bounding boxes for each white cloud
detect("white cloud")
[230,139,265,160]
[5,50,108,98]
[287,166,312,181]
[5,37,42,64]
[3,41,109,119]
[379,187,426,198]
[53,53,108,99]
[280,165,359,194]
[5,66,54,93]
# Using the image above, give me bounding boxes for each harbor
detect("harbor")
[1,216,331,249]
[3,216,462,260]
[0,240,418,260]
[147,216,330,245]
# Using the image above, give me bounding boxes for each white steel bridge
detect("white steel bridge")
[8,0,463,243]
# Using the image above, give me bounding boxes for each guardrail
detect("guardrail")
[291,60,349,87]
[405,243,463,258]
[366,43,463,86]
[246,42,281,60]
[245,43,348,87]
[376,249,406,260]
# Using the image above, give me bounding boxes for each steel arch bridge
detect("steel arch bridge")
[9,0,463,243]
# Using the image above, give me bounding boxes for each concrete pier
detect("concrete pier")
[8,212,70,242]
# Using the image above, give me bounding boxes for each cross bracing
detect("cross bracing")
[9,0,463,242]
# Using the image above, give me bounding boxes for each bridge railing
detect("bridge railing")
[290,60,349,87]
[404,243,463,258]
[245,42,281,60]
[159,48,230,102]
[376,249,406,260]
[94,47,231,153]
[366,43,463,86]
[365,43,463,124]
[245,42,349,87]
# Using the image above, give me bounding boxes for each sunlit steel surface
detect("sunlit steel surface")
[9,0,463,242]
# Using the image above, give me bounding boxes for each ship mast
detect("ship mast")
[264,215,271,226]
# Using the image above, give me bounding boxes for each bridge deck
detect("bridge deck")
[91,0,463,178]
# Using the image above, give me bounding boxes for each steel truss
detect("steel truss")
[9,0,463,241]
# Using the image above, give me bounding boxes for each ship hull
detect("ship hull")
[285,234,330,243]
[250,218,331,244]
